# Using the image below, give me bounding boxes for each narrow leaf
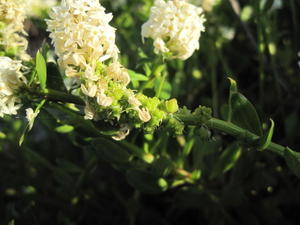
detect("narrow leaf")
[231,93,262,136]
[128,69,149,81]
[92,137,130,163]
[210,143,242,179]
[257,119,275,151]
[55,125,74,133]
[262,0,274,13]
[36,50,47,90]
[284,147,300,178]
[227,77,238,122]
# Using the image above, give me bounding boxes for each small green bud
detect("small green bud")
[158,178,168,191]
[165,98,179,113]
[166,117,184,136]
[191,170,201,180]
[192,106,212,123]
[195,126,211,141]
[143,153,155,163]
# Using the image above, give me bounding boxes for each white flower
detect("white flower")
[141,0,206,60]
[106,62,131,86]
[84,103,95,120]
[137,108,151,122]
[0,56,26,117]
[46,0,119,75]
[112,124,131,141]
[26,108,40,130]
[81,81,97,97]
[0,0,29,60]
[128,93,142,109]
[96,89,113,107]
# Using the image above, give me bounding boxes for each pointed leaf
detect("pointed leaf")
[257,119,275,151]
[231,93,262,136]
[227,77,238,122]
[284,147,300,178]
[92,138,130,163]
[210,143,242,179]
[262,0,274,13]
[36,51,47,90]
[55,125,74,133]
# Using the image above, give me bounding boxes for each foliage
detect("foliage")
[1,0,300,224]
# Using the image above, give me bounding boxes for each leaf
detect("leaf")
[128,69,149,88]
[19,100,46,146]
[92,137,130,163]
[55,125,74,133]
[46,62,65,91]
[284,147,300,178]
[257,119,275,151]
[36,50,47,90]
[152,156,174,177]
[126,169,168,193]
[128,70,149,81]
[227,77,238,122]
[231,93,262,136]
[210,143,242,179]
[262,0,274,13]
[154,78,172,99]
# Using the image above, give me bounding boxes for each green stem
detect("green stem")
[156,72,167,98]
[27,88,294,157]
[28,88,85,106]
[178,115,294,156]
[206,118,285,155]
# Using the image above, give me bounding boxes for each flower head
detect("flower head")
[46,0,119,73]
[0,56,26,117]
[141,0,206,60]
[0,0,29,59]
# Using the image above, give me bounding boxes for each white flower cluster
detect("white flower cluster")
[47,0,151,124]
[141,0,206,60]
[0,56,26,117]
[0,0,29,59]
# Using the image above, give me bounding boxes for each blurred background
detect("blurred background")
[1,0,300,224]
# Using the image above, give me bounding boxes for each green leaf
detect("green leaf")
[284,147,300,178]
[46,62,65,91]
[128,69,149,81]
[19,100,46,146]
[210,143,242,179]
[55,125,74,133]
[257,119,275,151]
[262,0,274,13]
[154,78,171,99]
[152,156,174,177]
[126,169,168,193]
[92,137,130,163]
[231,93,262,136]
[128,69,149,88]
[36,50,47,90]
[227,77,238,122]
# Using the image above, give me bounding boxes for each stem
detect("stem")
[29,88,85,106]
[156,72,167,98]
[26,87,294,157]
[206,118,285,155]
[177,115,294,156]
